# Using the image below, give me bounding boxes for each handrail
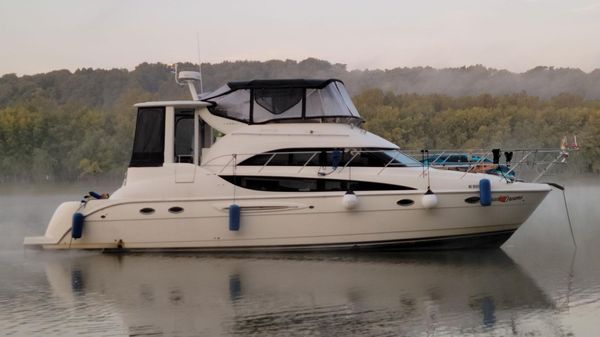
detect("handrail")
[201,147,577,181]
[259,153,277,173]
[297,152,318,174]
[405,147,578,182]
[202,149,422,175]
[377,151,401,175]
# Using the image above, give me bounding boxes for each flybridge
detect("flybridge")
[200,79,363,124]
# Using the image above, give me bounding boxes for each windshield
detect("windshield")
[381,150,422,167]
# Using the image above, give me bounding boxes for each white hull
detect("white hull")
[25,188,549,250]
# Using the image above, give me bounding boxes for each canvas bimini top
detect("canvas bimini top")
[200,79,362,124]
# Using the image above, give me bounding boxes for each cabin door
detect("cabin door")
[174,109,196,183]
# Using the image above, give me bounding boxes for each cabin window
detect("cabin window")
[239,148,421,167]
[130,107,165,167]
[340,150,420,167]
[197,119,216,165]
[174,110,194,163]
[254,87,304,115]
[219,176,416,192]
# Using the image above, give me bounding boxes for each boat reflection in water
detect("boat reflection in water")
[45,251,556,336]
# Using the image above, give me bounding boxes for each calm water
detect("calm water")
[0,179,599,337]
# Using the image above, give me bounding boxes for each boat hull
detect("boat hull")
[101,229,516,252]
[24,189,548,251]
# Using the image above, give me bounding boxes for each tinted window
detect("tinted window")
[345,151,390,167]
[239,148,420,167]
[130,107,165,167]
[240,154,274,166]
[220,176,415,192]
[174,110,194,163]
[240,151,321,166]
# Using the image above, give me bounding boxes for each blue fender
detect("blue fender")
[72,212,85,239]
[479,179,492,206]
[229,204,241,231]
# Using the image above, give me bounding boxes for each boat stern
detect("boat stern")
[23,201,81,249]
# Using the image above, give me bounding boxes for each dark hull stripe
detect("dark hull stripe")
[104,229,517,253]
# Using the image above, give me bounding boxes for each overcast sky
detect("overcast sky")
[1,0,599,76]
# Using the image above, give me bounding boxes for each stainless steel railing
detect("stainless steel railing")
[200,147,578,182]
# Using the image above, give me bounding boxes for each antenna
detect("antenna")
[196,32,204,94]
[174,63,183,86]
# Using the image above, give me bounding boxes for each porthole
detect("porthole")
[397,199,415,206]
[140,208,155,215]
[464,196,480,204]
[168,206,184,214]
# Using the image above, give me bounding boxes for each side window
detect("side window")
[240,154,272,166]
[219,176,416,192]
[130,107,165,167]
[238,148,416,167]
[174,110,194,163]
[239,149,337,167]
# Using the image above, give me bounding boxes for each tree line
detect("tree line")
[354,90,600,173]
[0,60,599,181]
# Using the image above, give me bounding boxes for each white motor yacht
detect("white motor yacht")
[24,72,552,251]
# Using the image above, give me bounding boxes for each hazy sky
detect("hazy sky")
[1,0,599,76]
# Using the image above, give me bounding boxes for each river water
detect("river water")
[0,179,598,337]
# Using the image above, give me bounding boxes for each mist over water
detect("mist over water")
[0,178,599,336]
[0,181,122,251]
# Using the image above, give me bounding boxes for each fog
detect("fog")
[198,61,600,99]
[326,64,600,99]
[0,182,121,251]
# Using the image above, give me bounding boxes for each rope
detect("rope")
[425,149,431,190]
[232,154,237,203]
[561,188,577,250]
[546,182,577,249]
